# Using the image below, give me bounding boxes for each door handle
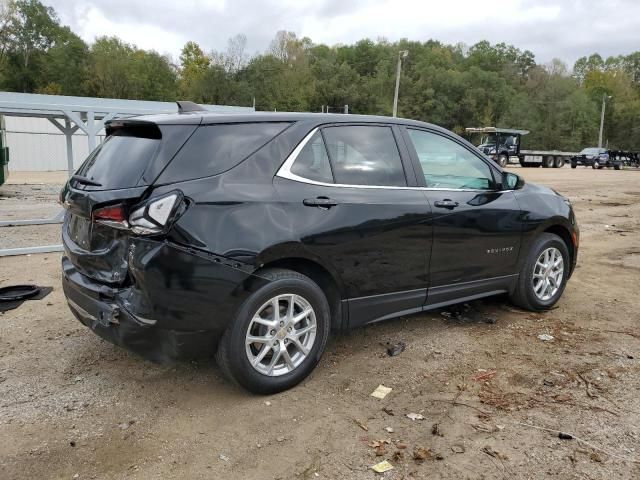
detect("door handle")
[434,199,459,209]
[303,197,338,208]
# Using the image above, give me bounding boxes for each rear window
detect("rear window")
[74,127,160,190]
[158,122,289,183]
[322,126,406,186]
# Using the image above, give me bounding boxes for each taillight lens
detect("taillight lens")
[92,191,184,235]
[128,191,183,235]
[93,204,128,229]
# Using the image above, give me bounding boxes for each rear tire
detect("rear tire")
[554,157,565,168]
[216,268,331,394]
[571,162,577,169]
[614,162,622,170]
[543,156,554,168]
[509,233,570,312]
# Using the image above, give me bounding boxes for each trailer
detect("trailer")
[465,127,577,168]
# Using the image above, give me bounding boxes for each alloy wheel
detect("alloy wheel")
[532,247,564,301]
[245,294,317,377]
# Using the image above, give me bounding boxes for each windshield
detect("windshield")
[479,133,517,146]
[480,133,499,145]
[580,148,601,155]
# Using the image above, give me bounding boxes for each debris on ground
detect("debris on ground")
[471,369,497,382]
[406,413,425,421]
[451,444,465,454]
[369,439,391,456]
[413,446,433,462]
[370,385,392,399]
[432,423,443,436]
[481,446,507,460]
[370,460,394,473]
[354,419,368,431]
[558,432,574,440]
[384,426,394,433]
[396,442,407,449]
[538,334,555,341]
[382,407,395,416]
[484,315,497,324]
[386,341,406,357]
[0,284,53,313]
[218,454,229,462]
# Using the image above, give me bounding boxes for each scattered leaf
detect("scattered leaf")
[406,413,424,421]
[413,447,433,462]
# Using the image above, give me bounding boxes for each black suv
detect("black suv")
[61,109,579,393]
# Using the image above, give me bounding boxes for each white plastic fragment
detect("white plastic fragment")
[370,385,392,399]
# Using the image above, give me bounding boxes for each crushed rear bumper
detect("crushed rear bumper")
[61,239,264,363]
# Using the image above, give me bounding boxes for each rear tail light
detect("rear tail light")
[128,191,183,235]
[93,204,128,230]
[93,191,184,235]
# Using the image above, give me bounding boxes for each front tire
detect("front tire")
[510,233,570,311]
[216,268,330,394]
[497,154,508,168]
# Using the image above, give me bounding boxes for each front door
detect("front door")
[274,124,433,326]
[402,127,522,307]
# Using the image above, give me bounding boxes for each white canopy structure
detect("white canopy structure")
[0,92,254,256]
[0,92,254,175]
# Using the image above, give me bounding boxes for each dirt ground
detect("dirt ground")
[1,166,640,480]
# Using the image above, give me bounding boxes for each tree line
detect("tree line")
[1,0,639,151]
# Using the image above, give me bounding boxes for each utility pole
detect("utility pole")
[598,93,612,148]
[392,50,408,117]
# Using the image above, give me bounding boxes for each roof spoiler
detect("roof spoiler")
[176,101,207,114]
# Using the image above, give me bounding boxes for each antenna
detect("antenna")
[176,101,207,114]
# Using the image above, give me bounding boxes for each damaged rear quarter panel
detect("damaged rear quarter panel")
[124,238,268,332]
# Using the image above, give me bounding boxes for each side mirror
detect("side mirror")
[502,171,525,190]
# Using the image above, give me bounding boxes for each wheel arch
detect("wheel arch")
[543,223,576,275]
[255,256,345,330]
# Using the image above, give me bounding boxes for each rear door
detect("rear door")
[402,127,522,307]
[274,123,433,327]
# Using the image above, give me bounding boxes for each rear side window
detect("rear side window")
[75,126,160,190]
[322,126,406,186]
[290,131,334,183]
[159,122,289,183]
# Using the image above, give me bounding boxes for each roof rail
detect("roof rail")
[176,101,207,114]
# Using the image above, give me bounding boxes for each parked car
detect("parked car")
[60,107,579,394]
[571,147,622,170]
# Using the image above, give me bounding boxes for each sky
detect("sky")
[46,0,640,66]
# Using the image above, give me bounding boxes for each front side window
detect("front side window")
[321,126,407,187]
[408,129,494,190]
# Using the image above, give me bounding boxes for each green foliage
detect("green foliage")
[0,0,638,150]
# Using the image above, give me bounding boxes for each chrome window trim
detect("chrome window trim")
[276,127,508,193]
